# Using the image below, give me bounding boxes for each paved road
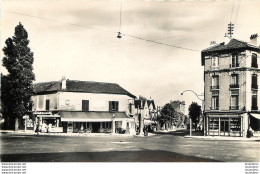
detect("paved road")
[1,132,259,162]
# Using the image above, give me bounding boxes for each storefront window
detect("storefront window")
[230,118,241,132]
[209,118,219,131]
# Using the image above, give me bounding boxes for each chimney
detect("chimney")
[210,41,217,46]
[250,33,258,46]
[61,76,66,90]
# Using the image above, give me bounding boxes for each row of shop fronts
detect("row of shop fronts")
[204,112,260,137]
[23,111,154,135]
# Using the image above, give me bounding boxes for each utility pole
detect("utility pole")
[225,22,234,38]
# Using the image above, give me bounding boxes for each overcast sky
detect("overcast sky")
[1,0,260,114]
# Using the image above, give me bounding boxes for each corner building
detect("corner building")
[201,36,260,137]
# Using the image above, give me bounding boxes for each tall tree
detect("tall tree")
[2,22,35,130]
[159,103,176,130]
[188,102,201,130]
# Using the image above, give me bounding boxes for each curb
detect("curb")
[184,136,260,141]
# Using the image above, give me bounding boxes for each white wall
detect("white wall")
[58,92,133,112]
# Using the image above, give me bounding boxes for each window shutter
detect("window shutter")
[116,102,119,111]
[109,101,112,112]
[86,100,89,111]
[216,97,219,108]
[46,100,50,110]
[82,100,85,111]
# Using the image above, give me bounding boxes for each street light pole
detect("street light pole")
[181,90,205,136]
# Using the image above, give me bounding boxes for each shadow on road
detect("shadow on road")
[1,149,220,162]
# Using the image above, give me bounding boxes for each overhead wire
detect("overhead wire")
[119,0,123,33]
[5,11,117,34]
[4,10,199,52]
[230,0,235,22]
[234,0,241,26]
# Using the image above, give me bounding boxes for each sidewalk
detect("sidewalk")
[0,130,155,137]
[184,135,260,141]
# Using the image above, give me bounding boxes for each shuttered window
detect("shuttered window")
[252,53,258,68]
[252,74,258,89]
[109,101,119,112]
[252,94,258,110]
[82,100,89,111]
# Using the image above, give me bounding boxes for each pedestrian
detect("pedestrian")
[35,124,39,135]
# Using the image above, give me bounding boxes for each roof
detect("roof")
[33,80,136,98]
[134,100,146,109]
[201,38,260,65]
[147,100,156,109]
[202,38,260,53]
[60,111,130,122]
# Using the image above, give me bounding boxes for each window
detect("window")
[82,100,89,111]
[211,76,219,90]
[109,101,119,112]
[252,91,258,110]
[252,53,258,68]
[211,96,219,110]
[231,53,239,67]
[230,74,239,88]
[252,74,258,89]
[46,99,50,110]
[230,95,239,110]
[211,56,219,67]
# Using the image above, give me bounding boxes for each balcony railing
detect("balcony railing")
[230,106,239,110]
[252,64,258,68]
[252,106,258,110]
[210,86,219,90]
[230,84,239,89]
[229,63,239,68]
[210,106,219,110]
[251,84,258,89]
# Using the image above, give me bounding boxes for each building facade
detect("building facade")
[25,77,136,134]
[170,100,185,114]
[128,96,156,133]
[201,35,260,137]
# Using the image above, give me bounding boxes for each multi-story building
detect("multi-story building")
[24,77,136,134]
[201,34,260,137]
[170,100,185,114]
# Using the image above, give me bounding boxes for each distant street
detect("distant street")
[1,131,260,162]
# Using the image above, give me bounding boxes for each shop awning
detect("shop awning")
[37,115,60,118]
[250,114,260,120]
[60,111,130,122]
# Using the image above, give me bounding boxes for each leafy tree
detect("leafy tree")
[2,22,35,130]
[159,103,176,130]
[188,102,201,130]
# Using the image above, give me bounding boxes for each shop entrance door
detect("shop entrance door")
[220,120,229,136]
[92,122,100,133]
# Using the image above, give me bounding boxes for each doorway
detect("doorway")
[92,122,100,133]
[220,120,229,136]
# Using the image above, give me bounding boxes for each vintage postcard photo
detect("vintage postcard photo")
[0,0,260,172]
